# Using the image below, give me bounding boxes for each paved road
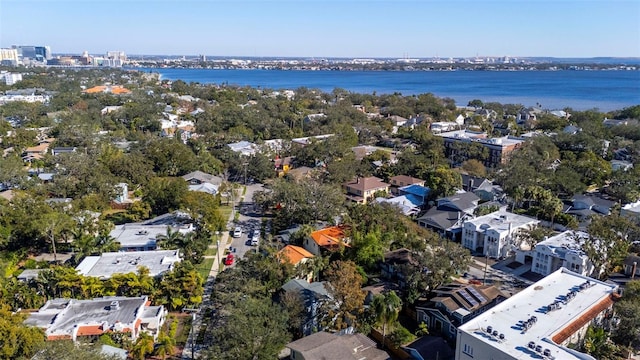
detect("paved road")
[183,183,264,359]
[226,184,264,265]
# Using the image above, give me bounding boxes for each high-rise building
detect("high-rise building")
[106,51,126,61]
[0,48,20,65]
[12,45,50,62]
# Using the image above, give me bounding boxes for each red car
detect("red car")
[224,253,234,266]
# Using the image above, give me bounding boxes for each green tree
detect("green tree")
[0,304,45,359]
[143,177,188,216]
[351,231,385,271]
[129,332,154,360]
[208,297,291,360]
[372,290,402,349]
[584,214,638,279]
[154,334,176,360]
[613,280,640,349]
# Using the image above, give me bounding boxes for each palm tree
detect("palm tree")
[372,290,402,349]
[129,332,155,360]
[154,334,175,360]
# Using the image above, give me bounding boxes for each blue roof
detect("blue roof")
[399,184,430,198]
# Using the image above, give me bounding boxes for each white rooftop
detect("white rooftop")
[466,209,538,235]
[436,129,525,147]
[536,231,589,256]
[110,221,191,249]
[459,268,617,360]
[76,250,181,279]
[622,200,640,214]
[25,296,148,339]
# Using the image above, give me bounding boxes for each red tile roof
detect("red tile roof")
[77,325,104,336]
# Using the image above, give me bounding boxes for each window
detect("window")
[463,344,474,357]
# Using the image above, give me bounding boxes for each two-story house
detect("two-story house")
[389,175,425,195]
[462,209,539,258]
[343,177,389,204]
[416,282,506,340]
[417,192,480,241]
[303,226,350,256]
[280,279,332,336]
[519,231,594,277]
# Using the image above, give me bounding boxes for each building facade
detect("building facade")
[462,209,539,257]
[529,231,593,277]
[455,268,618,360]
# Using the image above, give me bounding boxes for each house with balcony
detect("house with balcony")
[461,209,539,258]
[343,176,389,204]
[304,226,351,256]
[515,231,594,277]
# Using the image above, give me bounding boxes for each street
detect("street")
[183,183,264,359]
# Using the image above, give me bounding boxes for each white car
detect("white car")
[250,229,260,246]
[233,227,243,238]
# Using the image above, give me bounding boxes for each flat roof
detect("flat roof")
[536,231,588,257]
[436,130,525,147]
[622,200,640,214]
[76,250,181,279]
[26,296,147,338]
[459,268,617,360]
[465,209,538,235]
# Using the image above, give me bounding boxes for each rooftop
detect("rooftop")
[458,268,618,360]
[286,331,389,360]
[344,176,389,193]
[26,296,148,339]
[466,209,538,235]
[436,129,525,147]
[75,250,181,279]
[310,226,351,249]
[536,231,589,257]
[622,200,640,214]
[277,245,314,265]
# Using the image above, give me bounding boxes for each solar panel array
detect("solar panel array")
[468,287,487,303]
[460,290,479,307]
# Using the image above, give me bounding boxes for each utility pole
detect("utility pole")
[190,312,196,359]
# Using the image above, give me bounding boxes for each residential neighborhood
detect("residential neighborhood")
[0,64,639,360]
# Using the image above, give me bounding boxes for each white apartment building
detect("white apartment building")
[1,72,22,85]
[529,231,594,277]
[462,209,539,258]
[455,268,618,360]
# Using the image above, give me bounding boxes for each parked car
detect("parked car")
[250,229,260,246]
[233,227,242,238]
[224,253,234,266]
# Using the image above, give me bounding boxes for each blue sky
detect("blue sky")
[1,0,639,58]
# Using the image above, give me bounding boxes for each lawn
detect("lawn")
[196,257,214,281]
[218,205,233,222]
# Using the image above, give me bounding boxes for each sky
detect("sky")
[1,0,639,58]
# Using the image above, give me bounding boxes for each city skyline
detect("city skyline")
[1,0,639,58]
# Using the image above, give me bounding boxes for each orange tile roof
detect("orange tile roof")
[310,226,351,248]
[25,143,50,153]
[47,334,72,340]
[84,85,131,94]
[278,245,314,265]
[77,325,104,336]
[551,294,615,344]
